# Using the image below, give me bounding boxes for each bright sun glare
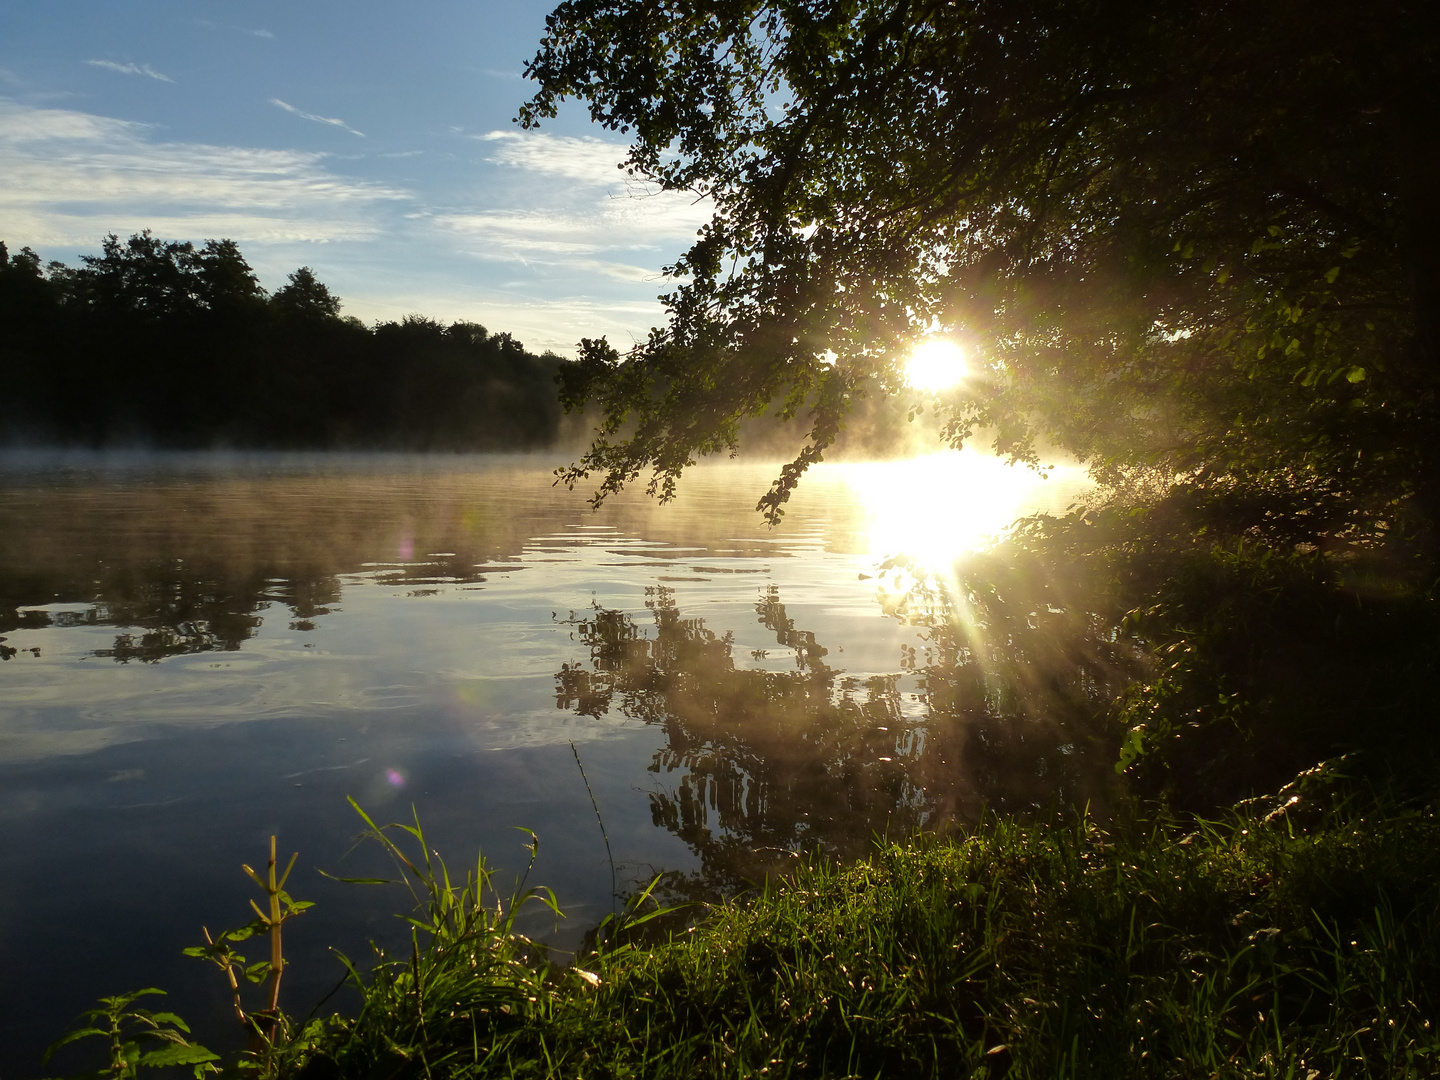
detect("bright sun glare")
[904,339,967,392]
[830,451,1092,582]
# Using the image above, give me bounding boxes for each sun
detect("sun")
[904,338,968,392]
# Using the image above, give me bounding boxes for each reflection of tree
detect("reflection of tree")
[0,564,342,663]
[555,585,1125,890]
[0,475,555,664]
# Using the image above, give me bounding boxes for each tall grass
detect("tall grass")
[282,785,1437,1078]
[47,783,1440,1079]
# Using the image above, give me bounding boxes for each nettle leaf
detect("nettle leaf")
[145,1012,191,1031]
[137,1044,220,1068]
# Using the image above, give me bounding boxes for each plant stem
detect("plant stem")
[267,836,284,1013]
[571,740,617,921]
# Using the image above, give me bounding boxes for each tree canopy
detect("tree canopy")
[524,0,1437,536]
[0,233,568,450]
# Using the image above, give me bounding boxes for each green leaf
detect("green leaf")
[137,1044,220,1069]
[243,961,272,983]
[1346,366,1367,383]
[43,1027,109,1056]
[318,871,398,885]
[146,1012,191,1031]
[1324,265,1340,283]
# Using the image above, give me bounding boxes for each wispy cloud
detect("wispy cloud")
[0,104,707,352]
[271,98,364,137]
[0,99,406,246]
[436,130,710,272]
[195,19,274,38]
[479,129,632,183]
[342,288,667,355]
[435,203,702,262]
[86,60,174,83]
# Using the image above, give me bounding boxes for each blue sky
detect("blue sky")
[0,1,711,354]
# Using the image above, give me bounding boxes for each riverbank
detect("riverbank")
[53,770,1439,1080]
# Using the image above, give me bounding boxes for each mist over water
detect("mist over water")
[0,450,1100,1076]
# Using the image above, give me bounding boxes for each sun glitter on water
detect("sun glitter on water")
[834,451,1090,579]
[904,338,968,392]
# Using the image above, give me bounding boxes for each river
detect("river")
[0,449,1109,1074]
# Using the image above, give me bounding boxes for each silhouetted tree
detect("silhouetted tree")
[271,266,342,321]
[526,0,1435,538]
[522,0,1440,805]
[0,233,573,450]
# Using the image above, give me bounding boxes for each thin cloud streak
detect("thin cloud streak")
[436,192,706,257]
[0,100,405,246]
[196,20,275,39]
[346,288,667,354]
[271,98,365,137]
[86,60,174,82]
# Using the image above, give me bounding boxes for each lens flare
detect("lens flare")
[385,768,405,788]
[904,339,967,392]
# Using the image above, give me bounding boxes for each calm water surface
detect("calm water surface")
[0,451,1105,1074]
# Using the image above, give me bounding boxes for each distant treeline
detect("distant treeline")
[0,233,569,450]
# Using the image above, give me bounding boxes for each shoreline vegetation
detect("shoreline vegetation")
[0,234,569,453]
[43,776,1440,1080]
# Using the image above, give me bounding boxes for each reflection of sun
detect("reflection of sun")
[904,338,967,392]
[834,451,1089,578]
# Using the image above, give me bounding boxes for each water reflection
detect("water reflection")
[553,580,1124,891]
[0,452,1111,1076]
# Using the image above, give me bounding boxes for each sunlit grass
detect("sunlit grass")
[45,781,1440,1080]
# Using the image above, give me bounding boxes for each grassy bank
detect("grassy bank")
[55,775,1440,1080]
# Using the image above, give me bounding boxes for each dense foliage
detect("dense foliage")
[520,0,1440,809]
[0,234,567,450]
[524,0,1435,533]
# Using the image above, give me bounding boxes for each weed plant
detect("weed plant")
[47,778,1440,1080]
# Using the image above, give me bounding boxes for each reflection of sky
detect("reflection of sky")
[0,453,1097,1076]
[2,454,1083,764]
